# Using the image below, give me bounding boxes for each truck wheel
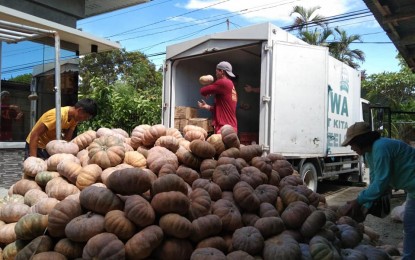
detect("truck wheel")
[300,162,318,192]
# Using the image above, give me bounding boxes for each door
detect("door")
[268,42,328,156]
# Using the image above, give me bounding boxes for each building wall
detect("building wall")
[0,149,24,189]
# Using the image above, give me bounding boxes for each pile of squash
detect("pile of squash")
[0,124,401,259]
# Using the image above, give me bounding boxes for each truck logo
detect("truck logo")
[340,67,349,93]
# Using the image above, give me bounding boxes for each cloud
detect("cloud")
[182,0,366,24]
[169,16,207,25]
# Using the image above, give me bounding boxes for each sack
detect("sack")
[367,190,392,218]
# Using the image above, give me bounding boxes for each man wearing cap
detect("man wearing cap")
[198,61,238,134]
[341,121,415,259]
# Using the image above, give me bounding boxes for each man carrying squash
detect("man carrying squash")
[25,98,97,159]
[198,61,238,134]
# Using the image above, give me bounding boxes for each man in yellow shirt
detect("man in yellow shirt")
[25,98,97,159]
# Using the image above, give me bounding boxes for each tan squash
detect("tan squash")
[75,164,103,190]
[22,156,47,178]
[88,135,126,169]
[46,140,79,155]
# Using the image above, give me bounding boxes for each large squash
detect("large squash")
[46,140,79,156]
[263,234,302,260]
[53,238,84,259]
[123,151,147,168]
[88,135,126,169]
[232,226,264,255]
[46,153,81,171]
[151,191,190,216]
[124,195,155,228]
[211,199,242,232]
[79,186,123,215]
[0,203,30,223]
[75,164,102,190]
[188,188,211,220]
[104,210,137,241]
[106,167,152,195]
[146,146,179,175]
[125,225,164,260]
[65,212,105,242]
[150,174,188,197]
[220,124,240,149]
[48,198,83,237]
[82,232,125,260]
[14,235,53,260]
[14,213,48,240]
[280,200,312,229]
[22,156,47,177]
[45,177,80,200]
[190,214,222,243]
[159,213,193,239]
[142,124,167,147]
[130,124,151,149]
[71,130,96,150]
[212,164,240,191]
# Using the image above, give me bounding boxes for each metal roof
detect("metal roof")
[363,0,415,71]
[84,0,149,18]
[0,6,120,54]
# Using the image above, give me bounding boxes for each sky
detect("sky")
[0,0,402,79]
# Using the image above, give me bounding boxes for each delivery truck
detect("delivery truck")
[162,23,364,191]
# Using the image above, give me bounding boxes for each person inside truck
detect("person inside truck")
[198,61,238,134]
[25,98,97,159]
[1,91,24,141]
[341,121,415,259]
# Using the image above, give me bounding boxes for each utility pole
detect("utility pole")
[226,19,230,30]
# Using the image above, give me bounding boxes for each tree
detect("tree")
[290,7,365,69]
[362,55,415,141]
[8,73,32,84]
[362,58,415,111]
[77,49,163,133]
[290,6,326,32]
[329,27,365,69]
[298,25,332,47]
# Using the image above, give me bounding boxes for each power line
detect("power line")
[0,2,384,76]
[107,0,231,38]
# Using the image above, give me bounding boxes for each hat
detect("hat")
[341,122,372,146]
[1,91,10,98]
[217,61,235,78]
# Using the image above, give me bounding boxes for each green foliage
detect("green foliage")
[362,69,415,111]
[77,49,162,134]
[328,27,365,69]
[290,6,365,69]
[362,56,415,142]
[8,73,32,84]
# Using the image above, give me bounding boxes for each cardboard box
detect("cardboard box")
[174,118,188,131]
[175,106,198,119]
[188,118,213,132]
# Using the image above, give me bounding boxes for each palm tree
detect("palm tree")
[329,27,365,69]
[298,25,333,47]
[290,6,326,32]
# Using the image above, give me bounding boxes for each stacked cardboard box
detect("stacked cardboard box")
[188,118,213,133]
[174,106,198,131]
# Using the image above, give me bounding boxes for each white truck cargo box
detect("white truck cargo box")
[162,23,363,191]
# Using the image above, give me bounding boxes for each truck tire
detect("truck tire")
[300,162,318,192]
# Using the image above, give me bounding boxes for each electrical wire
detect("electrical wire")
[0,1,388,77]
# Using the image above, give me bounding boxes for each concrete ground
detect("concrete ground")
[0,148,24,198]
